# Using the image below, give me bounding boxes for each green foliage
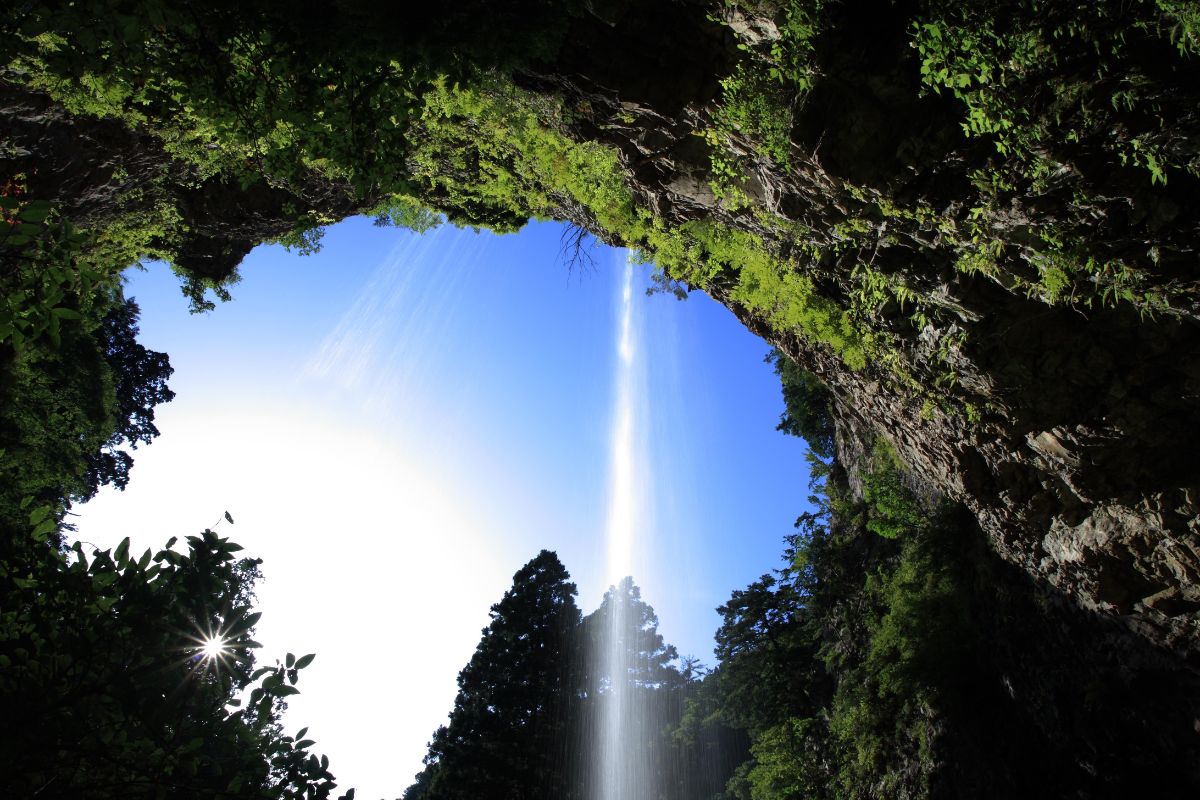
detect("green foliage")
[820,503,987,799]
[702,65,793,207]
[656,220,873,370]
[713,547,821,737]
[80,297,175,497]
[711,474,961,800]
[706,0,827,178]
[419,551,582,800]
[0,2,581,318]
[714,382,1200,799]
[0,289,175,531]
[865,537,975,703]
[409,556,738,800]
[433,78,871,376]
[766,349,835,461]
[1156,0,1200,54]
[4,0,1194,390]
[406,75,885,372]
[270,222,327,257]
[897,0,1200,321]
[912,0,1199,183]
[732,256,871,371]
[2,2,583,196]
[5,3,899,372]
[709,378,980,799]
[409,77,636,233]
[367,195,443,233]
[0,195,113,350]
[0,526,350,799]
[745,718,829,800]
[860,440,926,540]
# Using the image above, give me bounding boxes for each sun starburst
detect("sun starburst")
[199,634,228,661]
[185,624,238,675]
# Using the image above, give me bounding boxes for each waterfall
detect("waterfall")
[595,253,650,800]
[606,253,638,591]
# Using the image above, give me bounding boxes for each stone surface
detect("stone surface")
[531,0,1200,663]
[4,0,1197,669]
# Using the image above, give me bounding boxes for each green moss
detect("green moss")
[732,256,871,371]
[410,77,639,234]
[409,78,894,373]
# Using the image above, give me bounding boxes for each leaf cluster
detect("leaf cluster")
[0,290,174,532]
[0,523,349,799]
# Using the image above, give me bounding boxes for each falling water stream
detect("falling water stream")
[596,253,649,800]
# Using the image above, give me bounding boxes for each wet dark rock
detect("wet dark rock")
[0,79,364,280]
[3,4,1198,788]
[532,1,1200,666]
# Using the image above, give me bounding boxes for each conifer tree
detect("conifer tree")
[575,577,683,800]
[420,550,581,800]
[582,577,680,694]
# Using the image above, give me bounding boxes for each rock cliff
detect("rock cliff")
[521,0,1200,662]
[3,0,1197,663]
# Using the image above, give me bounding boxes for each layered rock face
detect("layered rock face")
[5,3,1199,793]
[4,0,1196,661]
[524,0,1200,661]
[0,81,361,285]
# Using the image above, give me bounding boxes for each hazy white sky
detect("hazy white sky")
[72,218,812,799]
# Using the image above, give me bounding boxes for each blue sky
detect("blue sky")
[73,217,813,799]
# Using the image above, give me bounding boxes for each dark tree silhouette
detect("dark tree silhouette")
[81,297,175,498]
[419,550,581,800]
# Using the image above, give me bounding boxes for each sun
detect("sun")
[199,634,228,661]
[183,626,238,677]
